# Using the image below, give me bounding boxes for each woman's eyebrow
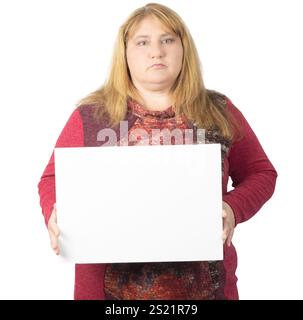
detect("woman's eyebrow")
[134,33,174,40]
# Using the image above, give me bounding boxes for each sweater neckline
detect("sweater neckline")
[127,97,175,120]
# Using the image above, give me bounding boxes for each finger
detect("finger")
[49,232,58,249]
[222,217,227,232]
[227,229,234,247]
[50,239,58,251]
[222,209,227,218]
[49,233,60,255]
[52,223,60,237]
[52,244,60,255]
[49,222,60,237]
[48,222,55,234]
[222,230,227,243]
[53,240,60,255]
[48,230,60,252]
[53,244,60,255]
[222,218,228,242]
[48,212,57,225]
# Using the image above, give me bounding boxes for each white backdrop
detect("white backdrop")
[0,0,302,300]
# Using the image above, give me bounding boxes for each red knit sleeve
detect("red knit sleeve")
[38,108,84,227]
[222,98,278,226]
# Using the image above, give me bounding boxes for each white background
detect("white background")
[0,0,302,299]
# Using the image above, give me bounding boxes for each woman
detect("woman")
[38,3,277,300]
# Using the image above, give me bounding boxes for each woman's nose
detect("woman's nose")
[149,42,164,58]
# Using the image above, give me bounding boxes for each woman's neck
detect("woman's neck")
[135,91,174,112]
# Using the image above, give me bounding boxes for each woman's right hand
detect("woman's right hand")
[47,203,60,255]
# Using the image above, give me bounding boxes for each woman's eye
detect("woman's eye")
[162,38,174,44]
[137,39,174,46]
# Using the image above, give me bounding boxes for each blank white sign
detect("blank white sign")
[54,144,223,263]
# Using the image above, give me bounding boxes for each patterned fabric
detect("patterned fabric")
[104,97,226,300]
[118,98,189,146]
[105,262,220,300]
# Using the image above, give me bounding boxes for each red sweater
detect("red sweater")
[38,94,277,300]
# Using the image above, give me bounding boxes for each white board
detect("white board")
[54,144,223,263]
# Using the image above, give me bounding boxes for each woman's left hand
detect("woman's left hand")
[222,201,235,247]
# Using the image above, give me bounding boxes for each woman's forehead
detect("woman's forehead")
[127,16,175,39]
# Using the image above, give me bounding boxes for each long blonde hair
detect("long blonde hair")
[77,3,241,141]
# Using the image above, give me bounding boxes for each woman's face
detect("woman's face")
[126,16,183,92]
